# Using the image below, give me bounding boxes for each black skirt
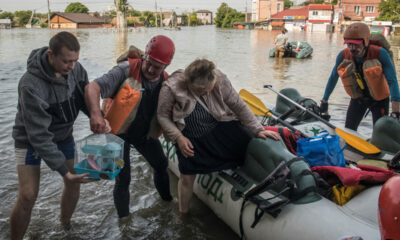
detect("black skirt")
[176,120,254,175]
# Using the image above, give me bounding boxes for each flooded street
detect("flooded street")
[0,25,400,239]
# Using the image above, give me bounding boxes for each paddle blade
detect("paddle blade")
[335,128,380,155]
[239,89,271,116]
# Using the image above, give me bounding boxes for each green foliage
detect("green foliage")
[127,19,137,26]
[127,9,141,17]
[40,22,48,28]
[115,0,128,12]
[330,0,338,5]
[301,0,323,5]
[0,11,14,21]
[14,10,32,26]
[180,15,188,26]
[189,12,199,26]
[107,10,116,18]
[65,2,89,13]
[284,0,293,9]
[377,0,400,23]
[215,3,245,28]
[141,11,161,27]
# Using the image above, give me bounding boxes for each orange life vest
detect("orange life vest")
[337,45,390,101]
[103,58,167,136]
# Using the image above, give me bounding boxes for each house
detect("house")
[253,0,285,21]
[336,0,380,23]
[270,7,308,31]
[307,5,334,32]
[196,10,213,25]
[0,19,11,29]
[161,11,178,27]
[49,12,112,29]
[176,15,187,26]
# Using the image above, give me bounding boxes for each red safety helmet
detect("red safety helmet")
[378,175,400,240]
[145,35,175,65]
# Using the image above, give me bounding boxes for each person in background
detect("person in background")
[320,22,400,131]
[157,58,281,213]
[10,32,93,240]
[84,35,174,219]
[274,28,288,58]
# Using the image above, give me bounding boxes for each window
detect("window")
[277,3,281,12]
[313,10,318,16]
[354,6,360,15]
[366,6,374,13]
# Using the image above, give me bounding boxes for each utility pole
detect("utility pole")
[245,0,248,22]
[47,0,50,28]
[155,0,158,27]
[160,7,163,27]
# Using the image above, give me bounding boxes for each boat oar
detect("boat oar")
[239,89,308,138]
[264,85,381,155]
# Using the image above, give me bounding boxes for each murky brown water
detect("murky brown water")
[0,26,399,239]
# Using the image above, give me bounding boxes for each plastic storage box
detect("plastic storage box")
[74,134,124,180]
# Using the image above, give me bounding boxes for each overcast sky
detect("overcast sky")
[0,0,252,14]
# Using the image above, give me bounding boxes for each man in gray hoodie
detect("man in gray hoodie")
[10,31,93,240]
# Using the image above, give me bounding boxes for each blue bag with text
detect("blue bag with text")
[296,131,345,167]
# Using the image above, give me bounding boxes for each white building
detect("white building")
[196,10,213,25]
[307,4,334,32]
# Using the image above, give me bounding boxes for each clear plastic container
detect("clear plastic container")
[74,133,125,180]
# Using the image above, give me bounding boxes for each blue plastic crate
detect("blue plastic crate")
[74,159,120,180]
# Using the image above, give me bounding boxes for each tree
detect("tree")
[65,2,89,13]
[284,0,293,9]
[215,3,245,28]
[189,12,199,26]
[377,0,400,23]
[127,9,141,17]
[301,0,323,5]
[115,0,128,29]
[14,10,32,26]
[0,11,14,21]
[142,11,160,27]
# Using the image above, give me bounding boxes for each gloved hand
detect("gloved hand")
[391,112,400,120]
[320,100,329,113]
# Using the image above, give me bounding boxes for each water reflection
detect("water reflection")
[272,57,292,80]
[115,30,128,59]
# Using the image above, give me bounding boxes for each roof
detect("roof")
[196,10,212,13]
[51,12,105,24]
[308,5,333,10]
[271,7,309,19]
[0,19,11,24]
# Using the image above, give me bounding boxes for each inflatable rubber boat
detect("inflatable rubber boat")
[161,136,382,239]
[269,41,313,59]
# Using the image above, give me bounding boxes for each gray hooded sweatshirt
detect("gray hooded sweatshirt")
[12,47,89,176]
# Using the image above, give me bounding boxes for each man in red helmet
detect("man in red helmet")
[378,175,400,240]
[85,35,175,218]
[320,22,400,131]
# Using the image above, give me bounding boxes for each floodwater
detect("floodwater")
[0,26,399,239]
